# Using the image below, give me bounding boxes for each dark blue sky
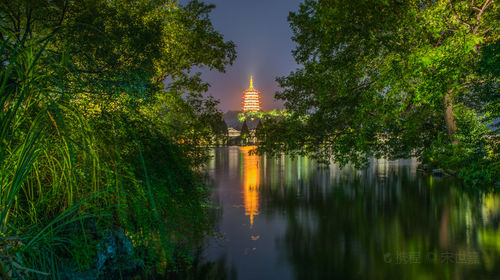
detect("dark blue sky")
[193,0,303,112]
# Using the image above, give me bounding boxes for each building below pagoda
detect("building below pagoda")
[223,111,259,145]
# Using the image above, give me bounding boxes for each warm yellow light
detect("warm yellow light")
[241,146,260,227]
[242,76,261,112]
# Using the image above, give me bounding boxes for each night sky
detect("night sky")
[189,0,303,112]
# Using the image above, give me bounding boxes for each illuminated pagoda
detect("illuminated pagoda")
[242,76,261,112]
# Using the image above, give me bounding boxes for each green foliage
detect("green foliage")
[240,120,250,146]
[255,120,263,142]
[480,40,500,77]
[0,0,235,278]
[258,0,499,185]
[193,95,228,146]
[422,104,499,186]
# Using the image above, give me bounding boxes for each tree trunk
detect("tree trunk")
[443,91,458,144]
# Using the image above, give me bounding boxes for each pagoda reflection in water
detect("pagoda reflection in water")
[240,146,260,227]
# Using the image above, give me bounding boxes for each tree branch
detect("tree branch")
[58,0,68,26]
[473,0,494,34]
[351,81,375,92]
[448,0,472,29]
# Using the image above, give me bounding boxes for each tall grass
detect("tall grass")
[0,32,215,278]
[0,36,105,278]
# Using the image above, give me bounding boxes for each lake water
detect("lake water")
[194,146,500,280]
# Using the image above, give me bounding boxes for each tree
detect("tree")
[255,120,264,142]
[0,0,236,275]
[0,0,236,108]
[0,0,235,162]
[219,120,229,145]
[258,0,498,183]
[240,120,250,146]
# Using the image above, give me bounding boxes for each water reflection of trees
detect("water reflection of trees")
[176,252,237,280]
[260,158,500,280]
[202,151,499,279]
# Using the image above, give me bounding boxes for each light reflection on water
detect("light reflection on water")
[240,146,260,227]
[196,147,500,280]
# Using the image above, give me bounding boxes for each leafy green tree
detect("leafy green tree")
[259,0,499,183]
[240,120,250,146]
[0,0,236,275]
[217,119,229,146]
[255,120,264,142]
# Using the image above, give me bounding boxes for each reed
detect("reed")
[0,35,107,278]
[0,31,214,278]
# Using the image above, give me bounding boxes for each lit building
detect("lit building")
[227,127,241,137]
[242,76,261,112]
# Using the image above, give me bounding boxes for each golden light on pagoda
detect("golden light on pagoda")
[242,76,261,112]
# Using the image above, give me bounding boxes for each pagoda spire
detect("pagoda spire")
[249,75,254,90]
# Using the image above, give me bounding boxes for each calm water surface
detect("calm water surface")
[195,146,500,280]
